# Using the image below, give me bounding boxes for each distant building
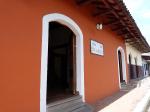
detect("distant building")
[142,55,150,77]
[126,43,144,79]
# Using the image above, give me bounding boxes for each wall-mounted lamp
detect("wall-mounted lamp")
[96,23,103,30]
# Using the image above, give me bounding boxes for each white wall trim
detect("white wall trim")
[117,46,127,89]
[40,13,85,112]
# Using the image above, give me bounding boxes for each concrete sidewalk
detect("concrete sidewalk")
[93,77,150,112]
[146,103,150,112]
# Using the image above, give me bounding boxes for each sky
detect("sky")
[123,0,150,45]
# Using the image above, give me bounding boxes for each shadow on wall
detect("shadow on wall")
[129,64,144,79]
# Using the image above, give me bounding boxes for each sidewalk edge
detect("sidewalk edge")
[133,90,150,112]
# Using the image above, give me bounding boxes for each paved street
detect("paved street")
[94,77,150,112]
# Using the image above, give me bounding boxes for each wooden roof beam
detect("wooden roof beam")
[124,35,135,40]
[126,40,138,43]
[112,26,127,31]
[101,0,140,42]
[125,38,136,42]
[100,0,148,52]
[77,0,96,5]
[132,45,144,52]
[128,42,141,46]
[93,9,112,17]
[104,19,120,25]
[117,31,129,36]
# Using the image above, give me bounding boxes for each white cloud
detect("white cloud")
[123,0,150,45]
[142,11,150,19]
[123,0,144,13]
[140,25,150,37]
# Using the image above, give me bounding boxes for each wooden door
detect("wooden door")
[118,51,123,82]
[71,35,77,95]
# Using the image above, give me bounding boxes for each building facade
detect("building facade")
[0,0,150,112]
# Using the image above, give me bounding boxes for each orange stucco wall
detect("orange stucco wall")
[0,0,129,112]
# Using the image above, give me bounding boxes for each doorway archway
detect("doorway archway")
[117,47,127,88]
[47,21,77,103]
[40,13,84,112]
[118,51,124,82]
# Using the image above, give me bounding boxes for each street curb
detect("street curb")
[133,90,150,112]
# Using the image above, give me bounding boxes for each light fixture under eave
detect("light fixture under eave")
[96,23,103,30]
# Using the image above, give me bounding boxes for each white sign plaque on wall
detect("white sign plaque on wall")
[90,40,104,56]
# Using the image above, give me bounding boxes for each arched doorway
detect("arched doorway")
[40,13,84,112]
[118,51,124,82]
[117,47,127,88]
[47,22,77,103]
